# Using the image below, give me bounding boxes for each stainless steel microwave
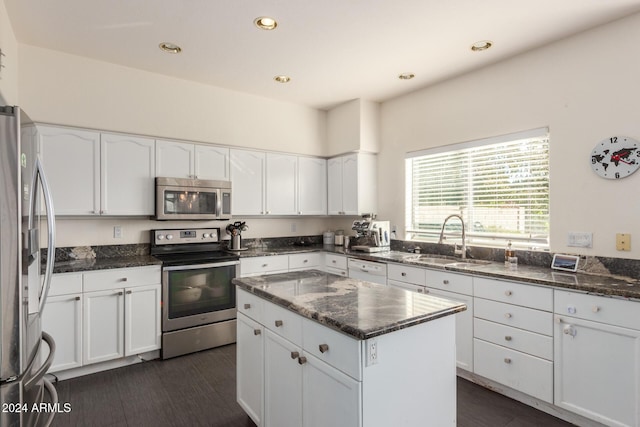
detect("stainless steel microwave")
[155,177,232,220]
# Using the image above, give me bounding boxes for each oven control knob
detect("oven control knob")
[203,233,210,238]
[157,234,165,240]
[166,234,174,240]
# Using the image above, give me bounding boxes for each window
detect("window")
[405,128,549,249]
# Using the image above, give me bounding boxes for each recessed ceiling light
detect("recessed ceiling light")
[398,73,415,80]
[274,75,291,83]
[254,16,278,30]
[159,42,182,54]
[471,40,492,52]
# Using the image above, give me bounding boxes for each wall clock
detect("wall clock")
[591,136,640,179]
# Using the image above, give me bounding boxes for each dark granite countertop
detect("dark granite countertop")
[52,255,162,274]
[236,246,640,299]
[233,269,467,340]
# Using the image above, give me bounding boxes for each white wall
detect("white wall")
[379,12,640,259]
[0,0,18,104]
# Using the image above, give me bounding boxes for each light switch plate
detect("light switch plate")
[616,233,630,251]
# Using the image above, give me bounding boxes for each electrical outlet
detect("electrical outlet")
[567,232,592,248]
[113,226,123,239]
[366,339,378,366]
[616,233,631,251]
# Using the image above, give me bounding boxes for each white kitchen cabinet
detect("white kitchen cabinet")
[298,156,327,215]
[323,253,348,277]
[156,139,230,180]
[237,313,264,427]
[554,290,640,427]
[83,288,125,365]
[265,153,298,215]
[288,253,322,271]
[240,255,289,277]
[327,153,376,216]
[230,149,265,215]
[36,125,101,215]
[101,133,155,215]
[42,293,83,372]
[124,284,162,355]
[473,278,554,403]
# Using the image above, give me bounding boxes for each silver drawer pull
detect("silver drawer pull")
[303,259,308,263]
[253,329,261,336]
[592,306,601,313]
[504,358,512,364]
[244,303,251,309]
[126,290,132,295]
[504,313,512,319]
[505,290,512,296]
[298,356,307,365]
[291,351,300,359]
[275,320,283,327]
[443,280,450,285]
[120,278,128,282]
[75,296,81,301]
[504,336,512,341]
[401,272,407,276]
[262,264,268,268]
[319,344,329,353]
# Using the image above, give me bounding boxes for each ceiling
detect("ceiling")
[5,0,640,110]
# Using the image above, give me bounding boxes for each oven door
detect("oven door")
[162,261,239,332]
[156,184,221,220]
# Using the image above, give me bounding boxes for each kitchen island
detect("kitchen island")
[233,270,466,427]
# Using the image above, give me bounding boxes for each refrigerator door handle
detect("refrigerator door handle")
[24,332,56,391]
[29,157,56,313]
[42,377,59,427]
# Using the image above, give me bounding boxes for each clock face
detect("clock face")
[591,136,640,179]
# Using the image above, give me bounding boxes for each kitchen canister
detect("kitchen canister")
[323,231,335,245]
[334,230,344,246]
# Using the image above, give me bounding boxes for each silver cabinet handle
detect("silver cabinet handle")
[592,306,601,313]
[504,313,512,319]
[254,329,261,336]
[298,356,307,365]
[290,351,300,359]
[443,280,450,285]
[262,264,268,268]
[275,320,283,327]
[401,272,406,276]
[75,296,81,301]
[504,358,512,364]
[244,303,251,309]
[505,290,512,296]
[319,344,329,353]
[126,290,132,295]
[120,277,128,282]
[117,291,123,296]
[505,336,512,341]
[303,259,308,263]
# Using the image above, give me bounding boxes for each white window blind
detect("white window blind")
[405,128,549,248]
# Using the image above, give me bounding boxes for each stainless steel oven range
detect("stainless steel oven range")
[150,228,239,359]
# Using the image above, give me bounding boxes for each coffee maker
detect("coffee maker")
[350,217,391,252]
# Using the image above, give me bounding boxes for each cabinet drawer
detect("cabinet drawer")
[474,339,553,403]
[302,319,362,381]
[325,266,348,277]
[325,254,347,270]
[289,252,322,270]
[49,273,83,296]
[387,263,425,286]
[474,277,552,311]
[426,270,473,295]
[555,290,640,330]
[240,255,289,277]
[474,298,553,336]
[474,318,552,360]
[264,302,303,346]
[237,288,265,323]
[83,266,161,292]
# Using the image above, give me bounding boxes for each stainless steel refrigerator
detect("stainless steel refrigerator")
[1,106,59,426]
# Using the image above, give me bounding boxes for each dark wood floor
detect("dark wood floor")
[49,344,574,427]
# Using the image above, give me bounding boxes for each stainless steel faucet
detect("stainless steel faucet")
[438,214,466,259]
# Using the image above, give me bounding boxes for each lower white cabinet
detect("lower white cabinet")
[42,293,83,372]
[237,313,264,427]
[554,290,640,427]
[83,289,125,364]
[125,284,162,355]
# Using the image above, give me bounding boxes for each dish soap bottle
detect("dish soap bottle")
[504,240,514,265]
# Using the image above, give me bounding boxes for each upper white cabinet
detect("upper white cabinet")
[231,148,327,216]
[37,125,154,216]
[156,139,229,180]
[327,153,376,216]
[101,133,155,216]
[36,125,101,215]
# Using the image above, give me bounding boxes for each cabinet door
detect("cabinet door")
[101,133,156,215]
[230,149,265,215]
[265,153,298,215]
[83,289,124,365]
[298,157,327,215]
[124,284,161,356]
[42,294,82,372]
[237,313,264,427]
[302,353,361,427]
[195,145,230,180]
[341,154,359,215]
[554,315,640,427]
[327,157,343,215]
[37,125,101,215]
[264,331,303,427]
[155,139,194,179]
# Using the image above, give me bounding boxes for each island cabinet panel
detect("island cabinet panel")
[554,290,640,427]
[237,313,264,427]
[302,318,362,380]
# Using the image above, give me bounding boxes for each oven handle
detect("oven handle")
[163,260,240,271]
